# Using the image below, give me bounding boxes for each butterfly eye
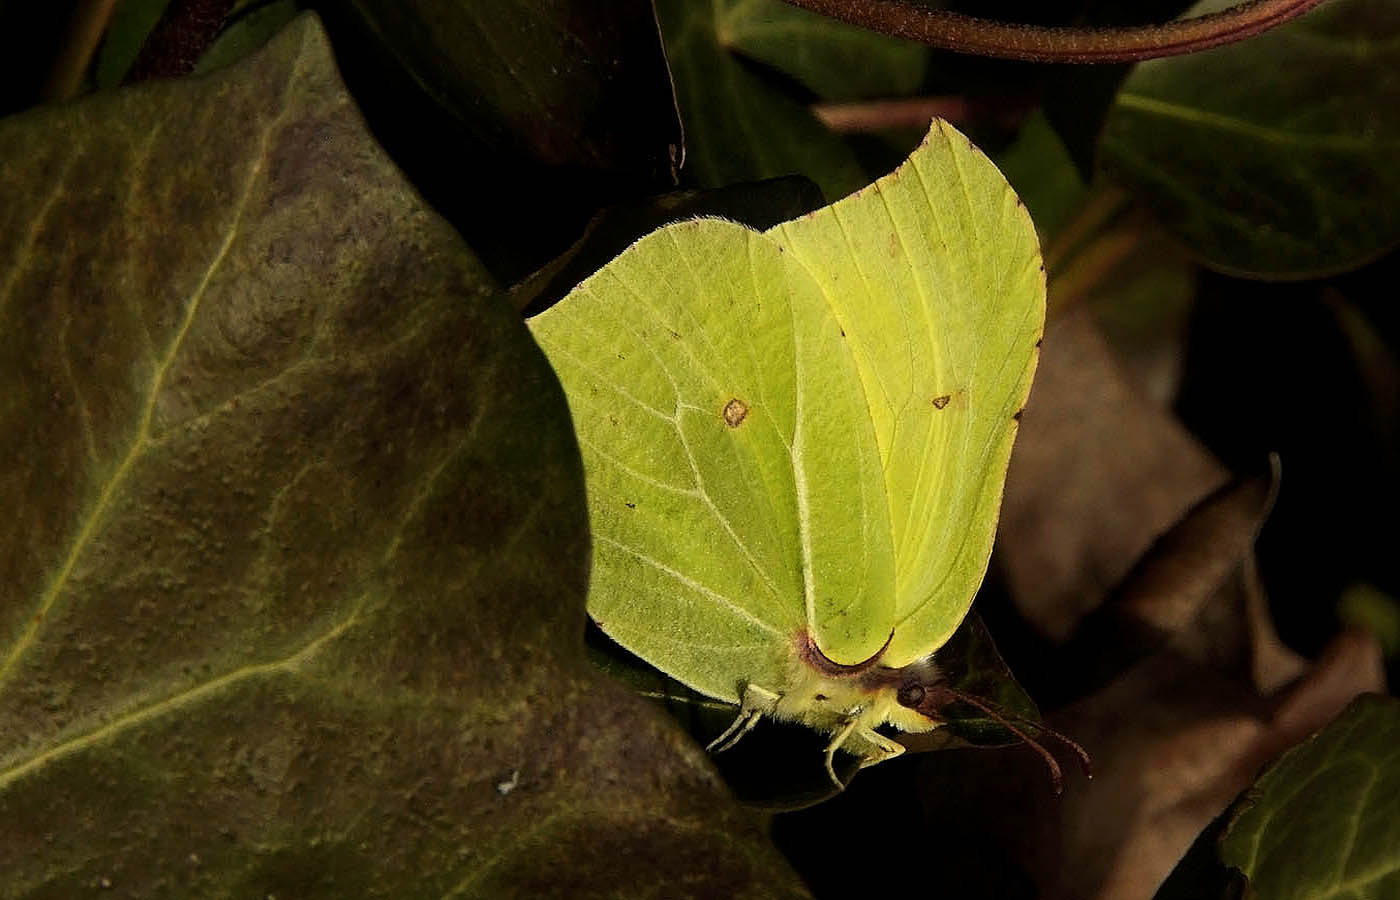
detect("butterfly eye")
[896,681,926,708]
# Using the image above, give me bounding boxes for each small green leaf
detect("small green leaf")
[1219,694,1400,898]
[1338,584,1400,659]
[716,0,927,102]
[1099,0,1400,279]
[194,0,301,74]
[657,0,868,199]
[529,119,1043,775]
[94,0,174,88]
[929,612,1040,744]
[0,15,807,896]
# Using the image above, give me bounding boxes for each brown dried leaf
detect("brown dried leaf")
[1046,458,1286,702]
[982,303,1382,899]
[999,306,1226,639]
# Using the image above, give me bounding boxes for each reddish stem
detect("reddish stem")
[780,0,1329,64]
[124,0,235,83]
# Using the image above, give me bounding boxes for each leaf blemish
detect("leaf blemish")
[932,395,951,410]
[723,398,749,428]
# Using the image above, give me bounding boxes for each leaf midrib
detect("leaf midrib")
[0,58,301,689]
[1116,93,1394,153]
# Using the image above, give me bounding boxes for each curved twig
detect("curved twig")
[780,0,1330,64]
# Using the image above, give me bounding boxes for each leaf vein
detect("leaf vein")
[597,535,784,636]
[0,94,287,688]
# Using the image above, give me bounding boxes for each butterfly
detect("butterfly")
[529,121,1078,788]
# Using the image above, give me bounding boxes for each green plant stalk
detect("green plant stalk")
[780,0,1330,63]
[42,0,126,101]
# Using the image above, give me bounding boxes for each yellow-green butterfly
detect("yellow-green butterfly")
[529,121,1056,786]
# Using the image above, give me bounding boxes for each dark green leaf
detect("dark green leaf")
[657,0,867,200]
[0,16,806,897]
[995,110,1087,241]
[1099,0,1400,279]
[194,0,302,73]
[716,0,927,102]
[1219,694,1400,898]
[319,0,682,281]
[935,612,1042,741]
[332,0,679,177]
[94,0,175,88]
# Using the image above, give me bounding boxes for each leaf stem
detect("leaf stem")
[1047,210,1156,319]
[124,0,236,83]
[1043,184,1131,276]
[779,0,1329,64]
[811,94,1035,132]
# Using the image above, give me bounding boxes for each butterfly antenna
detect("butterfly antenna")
[980,700,1094,781]
[944,689,1082,795]
[1034,720,1093,781]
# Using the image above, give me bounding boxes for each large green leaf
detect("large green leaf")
[656,0,867,200]
[0,15,806,897]
[1099,0,1400,279]
[528,119,1043,773]
[1218,694,1400,899]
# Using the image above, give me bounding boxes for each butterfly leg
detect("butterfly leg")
[854,727,906,769]
[707,683,780,754]
[823,718,861,788]
[823,720,907,787]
